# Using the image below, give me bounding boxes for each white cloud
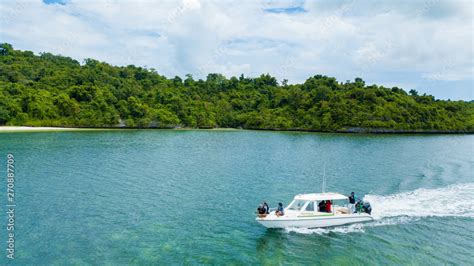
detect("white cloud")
[0,0,472,99]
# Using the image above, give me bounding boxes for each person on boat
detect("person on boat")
[326,200,332,213]
[349,192,356,204]
[276,202,284,216]
[263,202,270,214]
[349,192,357,213]
[257,204,267,218]
[318,200,326,212]
[355,199,364,213]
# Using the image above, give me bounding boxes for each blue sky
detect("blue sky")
[0,0,472,100]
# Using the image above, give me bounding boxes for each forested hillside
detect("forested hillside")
[0,43,472,132]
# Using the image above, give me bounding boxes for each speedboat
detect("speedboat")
[256,192,373,228]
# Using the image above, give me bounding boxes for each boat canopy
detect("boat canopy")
[294,192,348,201]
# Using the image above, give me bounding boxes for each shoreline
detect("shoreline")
[0,126,102,132]
[0,126,472,134]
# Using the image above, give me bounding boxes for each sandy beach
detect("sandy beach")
[0,126,96,132]
[0,126,242,133]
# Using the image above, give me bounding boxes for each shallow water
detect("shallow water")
[0,130,473,264]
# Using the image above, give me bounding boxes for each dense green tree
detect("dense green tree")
[0,44,472,132]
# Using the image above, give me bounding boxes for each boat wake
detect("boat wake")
[285,183,474,235]
[365,182,474,219]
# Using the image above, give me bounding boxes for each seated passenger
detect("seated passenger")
[276,202,284,216]
[263,202,270,214]
[326,200,332,213]
[257,204,267,218]
[318,200,326,212]
[355,199,363,213]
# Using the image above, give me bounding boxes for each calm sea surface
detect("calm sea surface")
[0,130,473,265]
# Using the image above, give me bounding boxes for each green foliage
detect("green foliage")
[0,44,473,132]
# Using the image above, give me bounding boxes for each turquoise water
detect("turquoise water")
[0,130,473,265]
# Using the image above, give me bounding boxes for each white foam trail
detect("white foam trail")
[364,182,474,220]
[285,224,365,235]
[286,183,474,235]
[285,217,416,235]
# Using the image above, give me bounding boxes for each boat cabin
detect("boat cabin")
[285,192,351,215]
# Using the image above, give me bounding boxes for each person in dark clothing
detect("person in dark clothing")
[318,200,326,212]
[349,192,356,204]
[257,204,267,218]
[349,192,357,213]
[263,202,269,214]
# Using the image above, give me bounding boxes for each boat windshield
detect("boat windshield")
[287,200,307,211]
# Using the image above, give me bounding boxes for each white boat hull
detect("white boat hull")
[256,213,373,228]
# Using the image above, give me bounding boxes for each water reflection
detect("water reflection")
[256,228,338,263]
[256,229,288,263]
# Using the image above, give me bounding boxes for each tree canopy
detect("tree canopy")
[0,43,473,132]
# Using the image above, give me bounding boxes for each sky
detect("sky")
[0,0,472,100]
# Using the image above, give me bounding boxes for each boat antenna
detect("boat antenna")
[322,162,326,193]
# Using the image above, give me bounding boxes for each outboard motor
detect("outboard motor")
[363,201,372,215]
[355,199,372,215]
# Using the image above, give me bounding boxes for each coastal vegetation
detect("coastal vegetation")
[0,43,473,132]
